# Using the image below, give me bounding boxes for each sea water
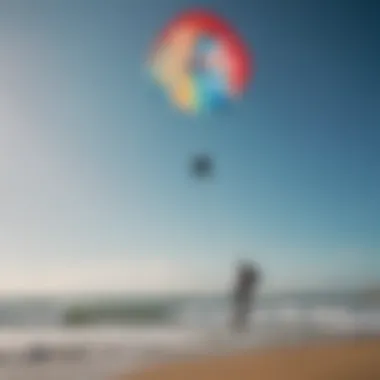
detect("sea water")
[0,291,378,380]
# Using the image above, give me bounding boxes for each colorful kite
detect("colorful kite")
[148,9,253,114]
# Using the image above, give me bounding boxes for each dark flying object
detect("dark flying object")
[190,154,214,178]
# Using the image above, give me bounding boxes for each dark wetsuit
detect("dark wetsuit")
[232,264,259,331]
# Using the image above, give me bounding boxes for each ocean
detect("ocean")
[0,291,379,380]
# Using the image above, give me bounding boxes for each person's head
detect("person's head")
[236,260,260,278]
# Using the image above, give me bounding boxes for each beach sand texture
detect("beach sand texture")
[122,339,380,380]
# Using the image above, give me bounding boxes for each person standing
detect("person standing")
[231,261,260,332]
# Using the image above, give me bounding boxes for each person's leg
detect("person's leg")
[232,301,250,332]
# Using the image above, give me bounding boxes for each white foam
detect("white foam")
[0,326,206,380]
[0,326,204,351]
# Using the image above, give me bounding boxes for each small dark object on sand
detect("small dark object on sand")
[27,344,52,363]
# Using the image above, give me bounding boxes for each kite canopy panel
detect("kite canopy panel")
[149,9,253,114]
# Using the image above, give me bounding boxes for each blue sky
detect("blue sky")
[0,0,379,294]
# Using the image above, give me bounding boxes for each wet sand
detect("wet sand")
[122,338,380,380]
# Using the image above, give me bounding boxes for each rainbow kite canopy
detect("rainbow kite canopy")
[149,9,252,114]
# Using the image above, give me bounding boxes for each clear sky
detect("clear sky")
[0,0,379,294]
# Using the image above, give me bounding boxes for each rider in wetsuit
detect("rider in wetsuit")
[232,261,260,332]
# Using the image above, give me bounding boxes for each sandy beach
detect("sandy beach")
[123,338,380,380]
